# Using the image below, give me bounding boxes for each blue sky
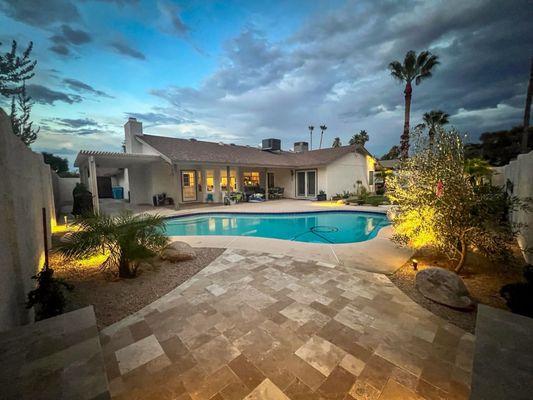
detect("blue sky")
[1,0,532,169]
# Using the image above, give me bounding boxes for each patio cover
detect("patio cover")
[74,151,165,213]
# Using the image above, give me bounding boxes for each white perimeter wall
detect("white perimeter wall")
[0,108,56,331]
[500,151,533,263]
[52,175,79,215]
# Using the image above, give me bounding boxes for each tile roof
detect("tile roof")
[138,134,366,168]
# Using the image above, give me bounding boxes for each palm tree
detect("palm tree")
[58,212,168,278]
[332,137,342,147]
[389,50,439,159]
[308,125,314,150]
[349,130,369,146]
[522,58,532,153]
[422,110,449,145]
[319,125,327,149]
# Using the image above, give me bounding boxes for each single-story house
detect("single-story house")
[74,118,378,211]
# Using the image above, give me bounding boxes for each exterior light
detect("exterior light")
[412,258,418,271]
[64,215,68,226]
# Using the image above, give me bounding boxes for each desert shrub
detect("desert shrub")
[500,265,533,317]
[26,266,73,321]
[387,127,529,272]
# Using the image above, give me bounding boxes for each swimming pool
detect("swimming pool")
[164,211,389,244]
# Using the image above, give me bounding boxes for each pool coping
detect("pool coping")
[162,208,389,220]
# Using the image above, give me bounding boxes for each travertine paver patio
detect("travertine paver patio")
[100,249,474,400]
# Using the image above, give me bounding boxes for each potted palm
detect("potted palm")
[58,212,168,278]
[317,190,327,201]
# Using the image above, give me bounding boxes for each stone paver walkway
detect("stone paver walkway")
[100,249,474,400]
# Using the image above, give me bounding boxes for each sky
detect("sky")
[0,0,532,169]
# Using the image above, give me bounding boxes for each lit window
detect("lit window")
[206,170,214,192]
[243,171,260,186]
[221,169,237,191]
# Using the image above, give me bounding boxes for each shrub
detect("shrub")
[500,265,533,317]
[26,266,73,321]
[387,127,529,272]
[58,212,168,278]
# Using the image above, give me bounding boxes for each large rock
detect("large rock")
[160,241,196,262]
[415,267,473,309]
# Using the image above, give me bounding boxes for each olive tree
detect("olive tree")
[387,127,528,272]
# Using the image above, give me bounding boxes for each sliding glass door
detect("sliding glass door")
[296,170,317,198]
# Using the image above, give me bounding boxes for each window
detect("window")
[206,170,214,192]
[221,169,237,191]
[197,170,202,192]
[369,171,374,185]
[243,171,260,186]
[183,173,190,186]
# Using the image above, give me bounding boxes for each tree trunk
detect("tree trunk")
[118,253,135,278]
[428,126,435,148]
[521,58,532,153]
[454,238,467,273]
[401,81,412,160]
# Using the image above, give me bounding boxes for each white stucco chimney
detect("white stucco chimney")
[124,117,143,153]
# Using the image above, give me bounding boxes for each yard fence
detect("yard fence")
[0,108,56,331]
[492,150,533,264]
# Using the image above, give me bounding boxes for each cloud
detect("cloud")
[52,117,101,128]
[0,0,80,26]
[56,24,91,45]
[49,44,70,56]
[150,0,532,153]
[63,78,113,98]
[27,84,83,105]
[36,146,78,155]
[125,111,190,126]
[157,1,189,37]
[48,24,92,55]
[109,41,146,60]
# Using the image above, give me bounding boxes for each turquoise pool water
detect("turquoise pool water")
[164,211,389,244]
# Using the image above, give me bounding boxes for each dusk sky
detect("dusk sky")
[0,0,531,169]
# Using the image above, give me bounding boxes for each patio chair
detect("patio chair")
[268,187,284,199]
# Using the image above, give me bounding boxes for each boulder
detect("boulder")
[160,241,196,262]
[415,267,473,309]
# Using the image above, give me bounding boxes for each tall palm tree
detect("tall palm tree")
[308,125,314,150]
[389,50,439,159]
[422,110,449,144]
[521,58,532,153]
[332,137,341,147]
[319,125,327,149]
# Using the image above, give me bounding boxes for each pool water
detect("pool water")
[164,211,389,244]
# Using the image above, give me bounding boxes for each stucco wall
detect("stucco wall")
[150,162,179,203]
[501,151,533,263]
[0,108,56,331]
[269,168,294,198]
[128,164,152,204]
[52,175,79,215]
[325,152,372,199]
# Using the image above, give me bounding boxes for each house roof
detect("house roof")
[138,134,368,168]
[377,159,401,170]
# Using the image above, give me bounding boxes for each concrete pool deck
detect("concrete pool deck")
[102,199,413,274]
